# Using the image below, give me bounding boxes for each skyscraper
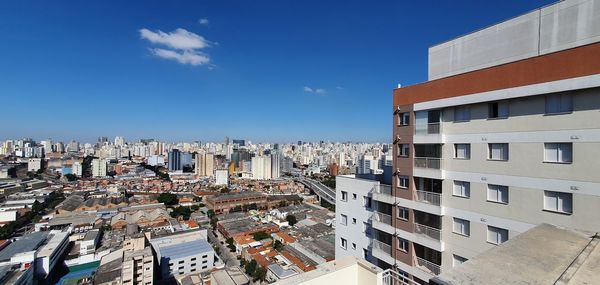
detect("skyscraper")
[168,149,182,172]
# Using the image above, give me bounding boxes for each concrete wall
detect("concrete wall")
[429,0,600,80]
[335,176,376,263]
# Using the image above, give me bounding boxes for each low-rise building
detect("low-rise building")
[206,192,267,214]
[149,230,215,279]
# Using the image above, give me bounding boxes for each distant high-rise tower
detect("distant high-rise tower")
[168,149,182,172]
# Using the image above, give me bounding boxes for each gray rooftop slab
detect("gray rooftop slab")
[0,232,48,261]
[432,224,599,285]
[159,239,212,260]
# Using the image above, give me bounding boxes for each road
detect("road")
[207,228,240,267]
[297,177,336,204]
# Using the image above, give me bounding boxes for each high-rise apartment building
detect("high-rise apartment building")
[251,155,272,180]
[91,159,107,177]
[370,0,600,283]
[195,152,214,177]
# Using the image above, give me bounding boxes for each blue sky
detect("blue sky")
[0,1,553,143]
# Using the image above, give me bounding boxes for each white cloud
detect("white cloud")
[336,86,343,90]
[150,48,210,66]
[140,28,212,66]
[198,18,209,25]
[303,86,327,95]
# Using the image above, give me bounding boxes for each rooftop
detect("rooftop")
[432,224,600,285]
[158,239,212,260]
[207,191,266,202]
[0,231,48,261]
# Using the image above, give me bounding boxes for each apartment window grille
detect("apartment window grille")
[544,191,573,214]
[341,191,348,201]
[487,184,509,204]
[544,143,572,163]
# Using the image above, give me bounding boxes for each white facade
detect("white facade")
[27,158,42,172]
[335,175,376,264]
[215,169,229,186]
[251,155,272,180]
[72,162,82,176]
[91,159,107,177]
[150,230,215,278]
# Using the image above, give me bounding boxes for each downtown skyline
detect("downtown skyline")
[0,1,553,142]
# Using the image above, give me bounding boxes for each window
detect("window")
[202,265,208,269]
[454,144,470,159]
[340,214,347,225]
[544,191,573,214]
[545,94,573,114]
[363,197,372,208]
[488,102,509,119]
[191,257,196,261]
[397,238,409,252]
[397,207,409,220]
[398,112,410,126]
[544,143,572,163]
[454,106,470,122]
[202,255,208,259]
[453,255,468,267]
[363,222,371,236]
[398,176,409,189]
[398,144,409,157]
[352,193,357,200]
[179,260,184,264]
[202,260,207,264]
[351,243,356,250]
[341,191,348,201]
[178,266,184,270]
[487,184,509,204]
[488,143,509,161]
[363,249,369,259]
[340,238,347,249]
[487,226,508,245]
[453,181,470,198]
[190,263,196,267]
[352,218,357,224]
[190,268,196,272]
[453,218,470,236]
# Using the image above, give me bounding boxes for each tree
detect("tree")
[252,231,270,241]
[252,266,267,282]
[244,260,257,276]
[286,215,298,226]
[190,205,200,211]
[230,205,242,213]
[210,216,218,230]
[32,200,44,214]
[170,206,192,220]
[273,240,284,252]
[157,193,178,206]
[248,203,258,211]
[64,173,78,181]
[206,209,215,218]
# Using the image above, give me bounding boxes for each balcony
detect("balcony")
[414,157,441,169]
[380,269,420,285]
[373,240,392,256]
[414,223,441,241]
[416,256,441,276]
[373,184,392,196]
[373,212,392,226]
[415,190,441,206]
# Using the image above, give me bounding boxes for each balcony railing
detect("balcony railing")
[416,256,441,276]
[373,212,392,226]
[415,190,441,206]
[381,269,420,285]
[373,184,392,196]
[373,240,392,256]
[414,157,441,169]
[414,223,442,240]
[415,123,440,135]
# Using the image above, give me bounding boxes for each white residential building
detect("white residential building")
[215,169,229,186]
[91,159,107,177]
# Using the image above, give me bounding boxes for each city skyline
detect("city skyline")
[0,1,553,142]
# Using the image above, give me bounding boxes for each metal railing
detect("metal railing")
[373,212,392,226]
[373,240,392,256]
[415,123,440,135]
[415,190,441,206]
[373,184,392,196]
[414,157,441,169]
[414,223,442,240]
[381,269,420,285]
[416,256,441,275]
